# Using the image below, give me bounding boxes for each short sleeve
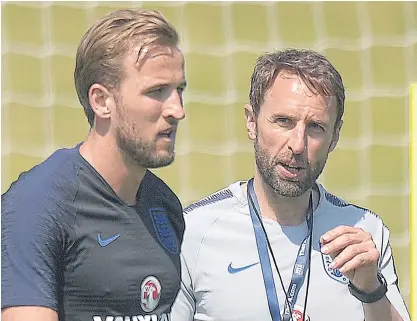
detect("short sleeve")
[171,254,196,321]
[1,191,65,311]
[379,225,411,321]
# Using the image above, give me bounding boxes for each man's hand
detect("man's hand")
[320,225,380,292]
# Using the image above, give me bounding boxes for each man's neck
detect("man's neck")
[79,132,146,206]
[244,173,319,227]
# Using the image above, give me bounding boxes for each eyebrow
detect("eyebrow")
[145,79,187,89]
[272,113,329,125]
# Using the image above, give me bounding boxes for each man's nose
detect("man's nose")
[287,125,307,155]
[163,89,185,121]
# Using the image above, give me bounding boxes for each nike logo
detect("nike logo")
[97,233,120,247]
[228,262,259,274]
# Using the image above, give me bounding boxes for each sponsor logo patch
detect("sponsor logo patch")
[140,276,162,313]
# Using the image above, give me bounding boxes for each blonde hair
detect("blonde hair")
[74,9,179,127]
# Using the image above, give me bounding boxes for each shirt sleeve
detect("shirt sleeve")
[1,191,66,311]
[171,254,196,321]
[379,225,411,321]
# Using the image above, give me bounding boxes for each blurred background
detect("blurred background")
[1,1,415,309]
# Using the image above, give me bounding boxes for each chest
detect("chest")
[63,198,181,317]
[193,222,364,321]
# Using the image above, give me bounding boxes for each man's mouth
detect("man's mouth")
[280,163,305,171]
[279,162,305,170]
[159,128,175,138]
[278,162,306,175]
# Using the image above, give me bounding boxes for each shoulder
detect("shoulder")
[179,182,247,277]
[183,187,235,229]
[144,170,182,210]
[143,171,185,244]
[2,146,82,224]
[183,183,240,215]
[182,182,244,238]
[3,145,82,195]
[318,185,388,237]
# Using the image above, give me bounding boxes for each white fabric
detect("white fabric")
[171,181,410,321]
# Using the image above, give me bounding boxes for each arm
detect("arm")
[362,297,403,321]
[363,236,411,321]
[1,193,64,321]
[171,254,196,321]
[320,226,410,321]
[2,307,58,321]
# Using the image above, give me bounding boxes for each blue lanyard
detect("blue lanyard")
[247,178,313,321]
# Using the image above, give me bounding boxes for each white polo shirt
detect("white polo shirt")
[172,181,410,321]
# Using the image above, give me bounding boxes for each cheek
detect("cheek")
[257,123,287,150]
[116,106,144,135]
[306,138,332,162]
[122,98,162,125]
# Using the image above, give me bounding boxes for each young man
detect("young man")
[2,8,187,321]
[171,49,410,321]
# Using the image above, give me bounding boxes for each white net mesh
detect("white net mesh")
[2,1,416,307]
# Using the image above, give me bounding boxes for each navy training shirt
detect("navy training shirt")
[1,145,185,321]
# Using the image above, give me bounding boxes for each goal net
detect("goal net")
[2,1,416,310]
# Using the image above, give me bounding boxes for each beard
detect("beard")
[254,136,328,197]
[115,102,176,169]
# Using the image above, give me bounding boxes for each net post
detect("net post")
[410,83,417,320]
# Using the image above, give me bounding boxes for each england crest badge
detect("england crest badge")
[149,208,179,255]
[320,245,349,284]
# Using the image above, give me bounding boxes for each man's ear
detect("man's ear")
[88,84,114,120]
[245,104,257,141]
[329,120,343,153]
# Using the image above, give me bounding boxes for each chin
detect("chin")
[146,151,176,169]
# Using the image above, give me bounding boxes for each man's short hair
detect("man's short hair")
[74,9,179,127]
[249,48,345,125]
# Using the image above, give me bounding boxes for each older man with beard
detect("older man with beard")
[171,48,410,321]
[2,8,186,321]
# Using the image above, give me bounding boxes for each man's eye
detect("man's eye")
[309,123,325,131]
[276,117,291,124]
[150,87,165,94]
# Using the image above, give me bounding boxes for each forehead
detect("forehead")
[123,45,185,83]
[263,73,337,121]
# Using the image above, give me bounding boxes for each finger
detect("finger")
[321,231,372,255]
[320,240,342,260]
[329,240,379,271]
[328,249,341,261]
[320,225,361,244]
[338,249,380,275]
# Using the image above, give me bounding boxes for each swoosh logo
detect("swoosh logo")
[97,233,120,247]
[228,262,259,274]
